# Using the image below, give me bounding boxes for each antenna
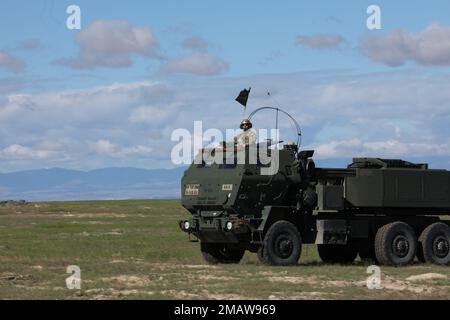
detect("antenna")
[267,91,282,109]
[267,92,281,143]
[248,107,302,147]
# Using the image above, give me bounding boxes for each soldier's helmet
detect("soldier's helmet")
[240,119,252,130]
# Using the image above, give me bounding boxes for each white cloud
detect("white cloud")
[55,20,160,69]
[17,39,43,51]
[0,144,66,160]
[296,34,344,49]
[0,81,174,170]
[0,81,172,125]
[2,70,450,171]
[0,78,24,94]
[160,52,228,76]
[0,51,25,74]
[91,139,120,155]
[182,36,209,51]
[359,23,450,66]
[90,139,153,158]
[129,106,173,124]
[312,138,450,159]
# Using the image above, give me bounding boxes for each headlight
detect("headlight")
[184,221,190,230]
[225,221,233,231]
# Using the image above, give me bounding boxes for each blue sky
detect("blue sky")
[1,0,450,172]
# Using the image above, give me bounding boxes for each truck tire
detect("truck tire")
[200,243,245,264]
[375,222,417,266]
[418,222,450,265]
[261,221,302,265]
[318,244,358,264]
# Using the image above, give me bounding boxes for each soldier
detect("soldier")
[234,119,256,147]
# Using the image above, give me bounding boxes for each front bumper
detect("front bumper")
[179,216,251,243]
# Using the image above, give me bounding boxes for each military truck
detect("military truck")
[179,108,450,266]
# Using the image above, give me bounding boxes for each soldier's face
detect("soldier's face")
[242,124,249,130]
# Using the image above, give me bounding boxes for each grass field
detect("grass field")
[0,199,449,300]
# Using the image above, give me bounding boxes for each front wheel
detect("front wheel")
[200,243,245,264]
[260,221,302,265]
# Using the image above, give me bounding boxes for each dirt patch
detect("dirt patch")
[0,273,34,281]
[259,271,288,277]
[101,275,152,287]
[269,276,356,289]
[104,229,123,236]
[206,292,257,300]
[161,289,254,300]
[406,273,448,282]
[55,211,128,219]
[109,259,127,264]
[146,263,219,271]
[160,290,199,299]
[354,276,435,294]
[324,280,354,288]
[195,275,236,281]
[382,280,432,294]
[59,230,124,237]
[268,276,318,285]
[269,274,439,294]
[61,213,128,218]
[85,288,154,299]
[30,265,44,271]
[269,291,329,300]
[70,221,112,225]
[182,264,219,269]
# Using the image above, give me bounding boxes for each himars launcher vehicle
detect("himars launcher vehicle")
[179,103,450,266]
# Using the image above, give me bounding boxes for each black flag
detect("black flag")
[235,87,251,107]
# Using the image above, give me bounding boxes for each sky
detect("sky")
[1,0,450,172]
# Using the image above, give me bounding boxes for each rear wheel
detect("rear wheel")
[260,221,302,265]
[418,222,450,265]
[375,222,417,266]
[200,243,245,264]
[318,244,358,264]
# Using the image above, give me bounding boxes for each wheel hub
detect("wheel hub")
[392,235,410,258]
[433,236,450,258]
[275,236,294,258]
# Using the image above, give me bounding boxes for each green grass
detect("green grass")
[0,200,449,300]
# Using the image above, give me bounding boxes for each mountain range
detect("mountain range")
[0,167,186,201]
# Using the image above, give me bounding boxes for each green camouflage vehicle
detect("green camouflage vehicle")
[179,107,450,266]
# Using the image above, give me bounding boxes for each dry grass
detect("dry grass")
[0,200,449,300]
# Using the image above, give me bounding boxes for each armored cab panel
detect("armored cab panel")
[344,158,450,208]
[317,185,344,210]
[181,146,299,216]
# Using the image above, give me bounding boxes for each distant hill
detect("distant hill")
[0,167,186,201]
